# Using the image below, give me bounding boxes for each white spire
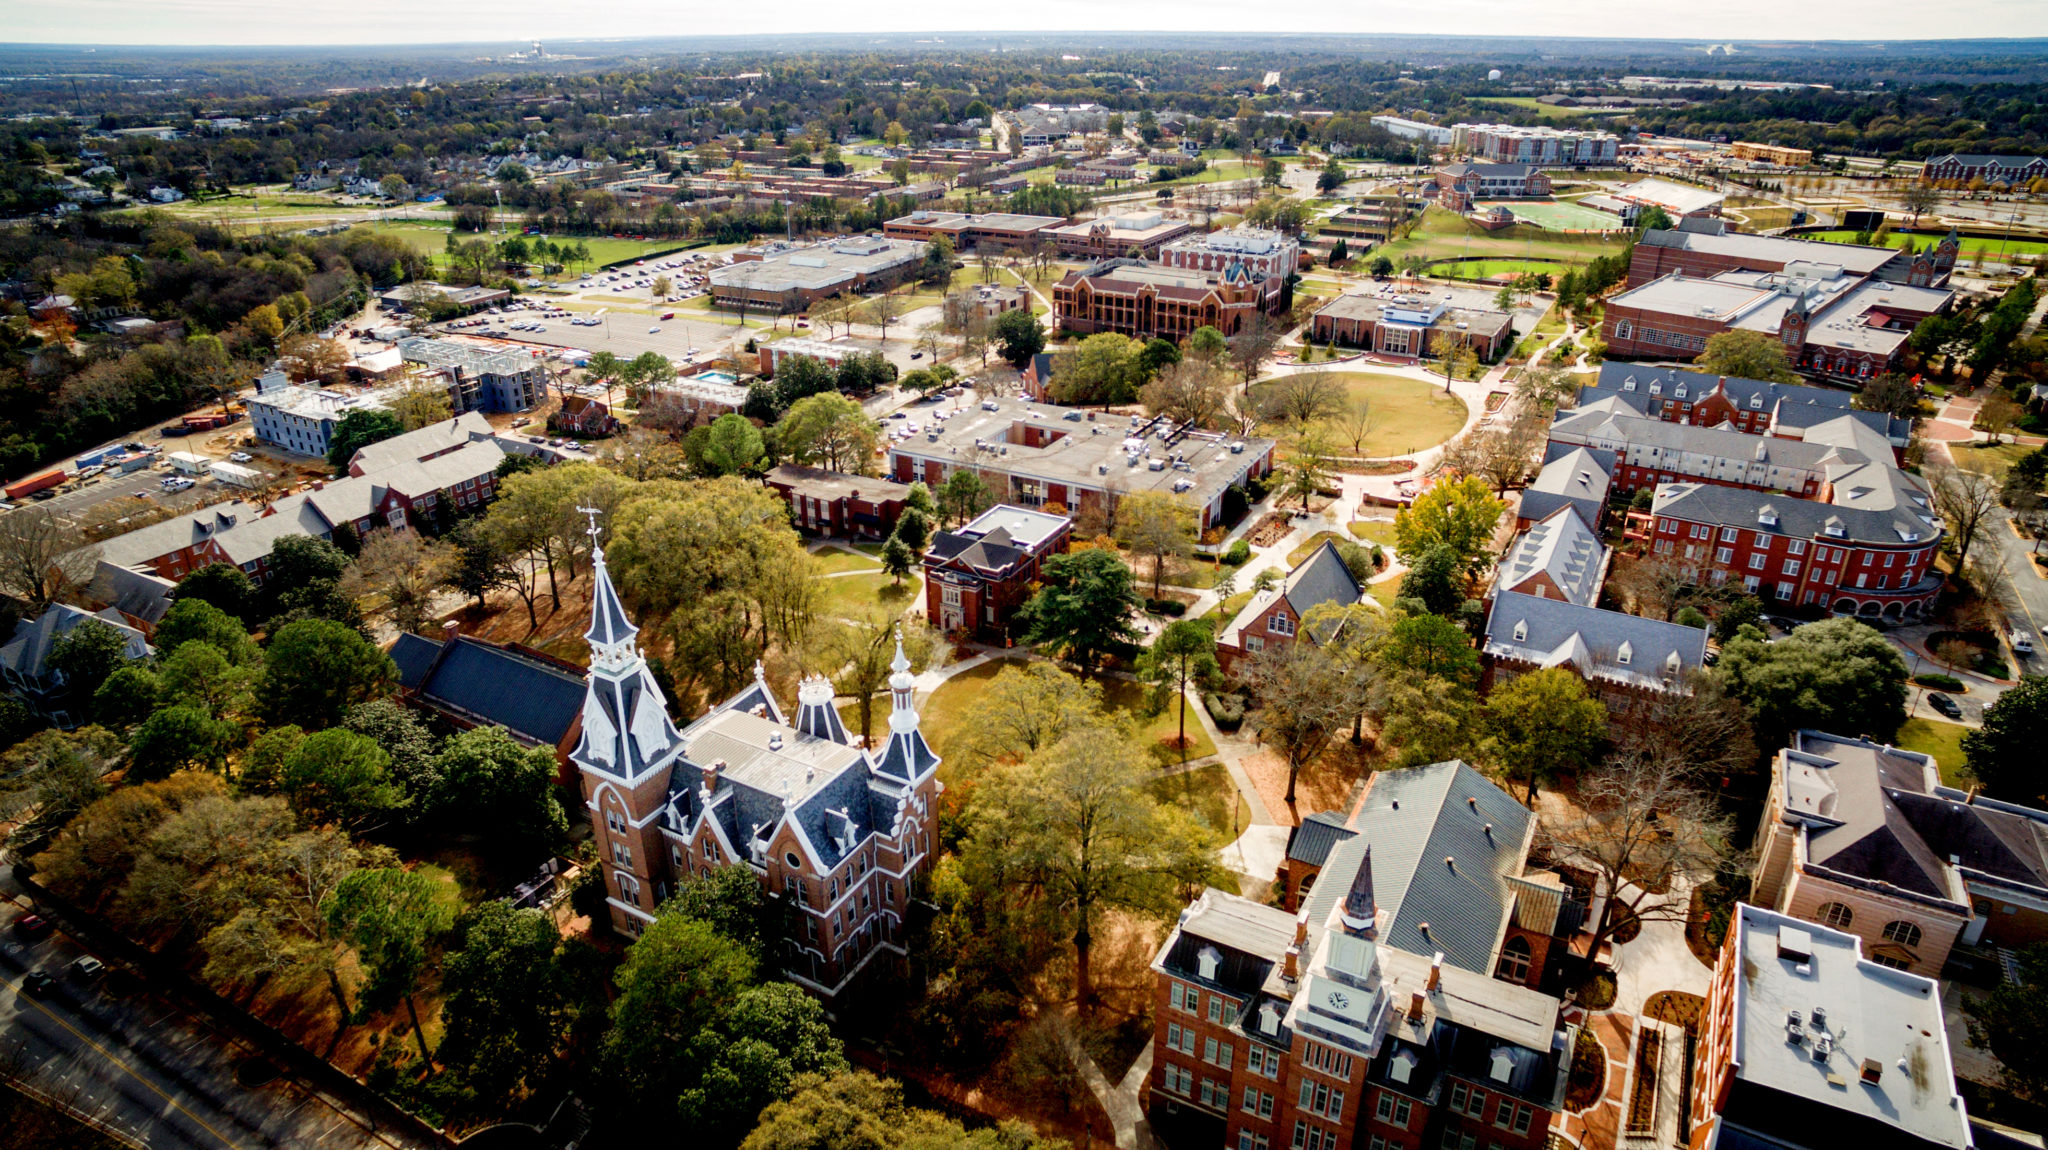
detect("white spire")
[887,627,919,736]
[888,628,914,692]
[580,506,638,673]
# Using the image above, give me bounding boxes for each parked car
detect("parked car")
[12,913,53,941]
[21,971,54,996]
[70,956,105,981]
[228,452,252,463]
[1928,693,1963,719]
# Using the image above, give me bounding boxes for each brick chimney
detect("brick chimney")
[1407,991,1426,1023]
[1427,952,1444,993]
[1282,944,1300,983]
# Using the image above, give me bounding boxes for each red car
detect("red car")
[12,913,54,941]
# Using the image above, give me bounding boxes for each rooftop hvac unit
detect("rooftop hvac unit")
[1098,464,1110,474]
[1147,458,1166,471]
[1228,441,1245,454]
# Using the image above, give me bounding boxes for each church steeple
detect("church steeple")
[871,629,940,783]
[571,508,682,782]
[1339,844,1380,939]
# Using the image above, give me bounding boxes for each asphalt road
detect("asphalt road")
[0,900,431,1150]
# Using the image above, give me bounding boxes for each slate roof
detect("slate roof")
[1586,362,1900,440]
[392,632,586,748]
[1303,761,1536,976]
[1287,811,1358,867]
[1494,506,1604,606]
[1774,730,2048,909]
[1652,481,1938,548]
[1220,540,1364,649]
[347,411,495,474]
[1484,590,1708,694]
[1521,445,1612,532]
[82,562,176,631]
[0,605,151,684]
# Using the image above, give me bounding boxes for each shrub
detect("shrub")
[1204,692,1246,731]
[1145,598,1188,617]
[1913,673,1966,691]
[1975,653,2010,680]
[1222,539,1252,567]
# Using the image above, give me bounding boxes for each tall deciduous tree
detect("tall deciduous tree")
[602,911,758,1113]
[428,726,568,853]
[259,619,397,730]
[1478,667,1609,806]
[965,726,1218,1003]
[1712,616,1908,749]
[0,507,98,610]
[1139,618,1222,755]
[775,393,880,474]
[1115,491,1197,596]
[1963,674,2048,805]
[437,901,570,1101]
[992,308,1046,369]
[1394,475,1506,579]
[1242,640,1370,805]
[1698,329,1798,384]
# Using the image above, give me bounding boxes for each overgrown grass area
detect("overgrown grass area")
[1895,717,1974,788]
[1370,207,1629,271]
[1248,371,1468,459]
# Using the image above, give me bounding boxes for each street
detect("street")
[0,897,433,1150]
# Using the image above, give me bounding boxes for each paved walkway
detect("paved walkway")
[1059,1018,1156,1150]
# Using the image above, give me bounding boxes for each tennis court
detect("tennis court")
[1504,200,1626,232]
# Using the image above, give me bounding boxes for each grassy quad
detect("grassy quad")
[1424,258,1580,282]
[1894,717,1973,788]
[1950,441,2034,480]
[1248,371,1469,460]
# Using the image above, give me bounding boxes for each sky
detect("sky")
[6,0,2048,47]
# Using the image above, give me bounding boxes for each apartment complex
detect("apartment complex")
[1751,730,2048,979]
[247,376,389,457]
[1691,904,1971,1149]
[1919,153,2048,186]
[1574,364,1911,449]
[1729,141,1814,166]
[397,337,548,413]
[707,236,926,313]
[1451,123,1619,166]
[1149,760,1576,1150]
[1052,258,1282,341]
[93,415,512,584]
[573,539,940,997]
[1481,590,1710,731]
[886,400,1274,532]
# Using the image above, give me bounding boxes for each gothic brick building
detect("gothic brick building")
[573,523,941,996]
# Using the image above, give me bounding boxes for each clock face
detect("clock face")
[1327,991,1350,1010]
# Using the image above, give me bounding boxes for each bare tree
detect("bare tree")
[1608,550,1697,621]
[1541,749,1733,963]
[1229,311,1285,388]
[1513,364,1580,411]
[860,292,907,344]
[1619,671,1757,786]
[1140,357,1233,430]
[1241,639,1370,806]
[341,530,451,636]
[1335,397,1379,458]
[1260,369,1346,432]
[1927,462,2002,572]
[0,508,98,610]
[1976,392,2023,445]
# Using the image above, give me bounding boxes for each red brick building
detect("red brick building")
[1574,363,1912,450]
[1053,258,1281,340]
[1215,540,1364,672]
[1919,152,2048,186]
[922,505,1071,643]
[1648,480,1942,620]
[764,465,912,542]
[1152,761,1578,1150]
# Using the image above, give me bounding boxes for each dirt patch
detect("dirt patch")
[1643,991,1705,1033]
[1245,513,1293,548]
[1334,459,1417,476]
[1239,743,1365,824]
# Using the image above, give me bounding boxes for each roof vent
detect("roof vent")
[1861,1059,1885,1085]
[1467,796,1478,811]
[768,732,784,751]
[1777,925,1813,963]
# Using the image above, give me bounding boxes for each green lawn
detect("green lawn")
[1951,441,2033,480]
[1371,207,1629,272]
[1503,200,1630,231]
[1147,764,1242,836]
[1801,229,2048,260]
[1367,578,1402,609]
[1895,717,1973,788]
[812,546,882,575]
[915,657,1216,774]
[1471,97,1629,121]
[1425,258,1580,282]
[818,571,922,618]
[1249,371,1469,459]
[1203,590,1256,630]
[1349,520,1399,549]
[1287,530,1351,568]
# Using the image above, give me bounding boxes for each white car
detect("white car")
[162,477,194,492]
[647,325,661,334]
[228,452,252,463]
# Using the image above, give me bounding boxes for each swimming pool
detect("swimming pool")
[694,370,739,385]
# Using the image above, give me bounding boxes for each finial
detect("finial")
[890,626,911,675]
[754,658,767,683]
[577,505,605,560]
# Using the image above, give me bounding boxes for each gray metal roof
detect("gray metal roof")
[1651,480,1937,548]
[1287,811,1358,867]
[1483,591,1708,695]
[1494,506,1604,607]
[1302,760,1535,976]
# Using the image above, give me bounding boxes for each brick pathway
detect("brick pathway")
[1553,1008,1635,1150]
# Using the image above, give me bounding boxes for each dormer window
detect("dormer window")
[1616,641,1633,666]
[1664,650,1683,681]
[1758,505,1778,527]
[1196,946,1220,981]
[1491,1048,1516,1083]
[1749,393,1764,409]
[1824,520,1845,538]
[1512,619,1528,643]
[1260,1001,1281,1035]
[1648,382,1662,396]
[1674,385,1688,399]
[1621,376,1637,392]
[1389,1048,1419,1084]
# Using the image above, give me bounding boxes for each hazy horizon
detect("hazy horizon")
[8,0,2048,49]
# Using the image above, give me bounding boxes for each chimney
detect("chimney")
[769,732,784,752]
[1427,952,1444,992]
[1294,907,1311,949]
[1407,991,1427,1023]
[443,619,461,641]
[1282,944,1300,983]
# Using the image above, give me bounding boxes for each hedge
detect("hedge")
[1145,598,1188,617]
[1913,673,1965,691]
[1205,692,1246,731]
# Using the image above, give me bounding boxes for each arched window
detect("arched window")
[1495,936,1533,984]
[1818,902,1854,929]
[1882,920,1923,949]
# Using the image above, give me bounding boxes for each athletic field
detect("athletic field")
[1504,200,1627,232]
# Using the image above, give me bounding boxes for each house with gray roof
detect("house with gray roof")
[0,605,152,726]
[1752,729,2048,981]
[573,530,941,998]
[922,504,1072,644]
[1217,539,1365,670]
[1481,591,1708,730]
